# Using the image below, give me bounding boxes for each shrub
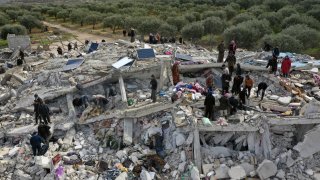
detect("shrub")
[138,17,163,35]
[18,15,42,33]
[232,13,256,25]
[203,16,226,35]
[70,9,89,26]
[208,10,227,20]
[247,5,268,17]
[0,24,27,39]
[57,10,69,22]
[307,6,320,21]
[0,14,9,26]
[103,15,124,33]
[181,21,204,42]
[282,14,320,30]
[224,4,238,20]
[166,16,188,32]
[281,24,320,49]
[276,6,298,19]
[84,12,102,29]
[223,19,272,48]
[264,0,289,11]
[258,12,281,31]
[261,33,302,52]
[236,0,259,9]
[158,23,177,37]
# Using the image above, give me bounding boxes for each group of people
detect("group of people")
[203,40,271,120]
[265,44,292,77]
[56,42,78,55]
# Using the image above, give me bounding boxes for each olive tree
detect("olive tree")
[18,15,42,33]
[181,22,204,43]
[103,15,124,33]
[1,24,27,39]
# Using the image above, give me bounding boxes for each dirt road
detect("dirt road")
[42,21,113,43]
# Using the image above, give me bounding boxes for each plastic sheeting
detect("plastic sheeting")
[62,58,84,71]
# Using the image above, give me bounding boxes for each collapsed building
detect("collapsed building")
[0,37,320,180]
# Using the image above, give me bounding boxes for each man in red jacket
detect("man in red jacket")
[281,56,291,78]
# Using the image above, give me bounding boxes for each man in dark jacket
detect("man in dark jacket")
[239,88,246,110]
[130,28,135,43]
[225,53,236,76]
[228,96,239,115]
[34,94,44,125]
[68,43,72,51]
[257,82,268,101]
[266,55,278,74]
[272,46,280,57]
[204,92,215,120]
[73,95,89,109]
[57,46,63,55]
[232,75,243,95]
[236,63,242,76]
[221,73,231,93]
[150,75,158,103]
[219,95,229,117]
[217,41,225,63]
[39,104,51,124]
[38,124,51,143]
[30,132,46,156]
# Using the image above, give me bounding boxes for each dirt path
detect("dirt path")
[42,21,113,43]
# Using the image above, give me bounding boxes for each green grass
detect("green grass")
[0,39,8,48]
[303,48,320,59]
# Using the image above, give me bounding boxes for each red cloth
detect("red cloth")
[281,57,291,74]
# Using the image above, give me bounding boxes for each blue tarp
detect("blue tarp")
[88,43,99,53]
[62,58,84,71]
[137,48,155,59]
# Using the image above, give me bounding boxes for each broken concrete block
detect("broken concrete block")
[294,125,320,158]
[175,133,185,146]
[276,169,285,179]
[140,170,152,180]
[305,169,314,176]
[8,146,20,157]
[190,166,200,180]
[202,164,213,175]
[180,150,186,162]
[228,166,246,179]
[35,156,52,169]
[115,172,128,180]
[13,169,32,180]
[178,162,187,172]
[277,96,292,105]
[239,162,254,176]
[214,164,230,179]
[257,160,277,179]
[269,95,279,100]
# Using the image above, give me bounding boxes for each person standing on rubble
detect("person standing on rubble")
[39,103,51,124]
[150,75,158,103]
[92,95,109,109]
[228,94,239,115]
[266,55,278,75]
[172,62,180,85]
[30,132,47,156]
[221,72,231,93]
[204,90,215,120]
[57,46,63,55]
[38,124,51,143]
[130,28,135,43]
[232,75,243,95]
[219,94,229,118]
[68,43,72,51]
[281,55,291,78]
[73,95,89,109]
[256,82,268,101]
[225,53,236,76]
[123,29,127,37]
[74,42,78,50]
[228,40,237,55]
[236,63,242,76]
[34,94,44,125]
[244,75,253,98]
[272,46,280,57]
[217,40,225,63]
[239,88,246,110]
[206,73,214,92]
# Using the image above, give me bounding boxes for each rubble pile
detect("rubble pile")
[1,38,320,179]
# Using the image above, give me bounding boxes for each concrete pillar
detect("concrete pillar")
[193,128,202,173]
[123,118,133,145]
[66,93,76,121]
[118,75,127,102]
